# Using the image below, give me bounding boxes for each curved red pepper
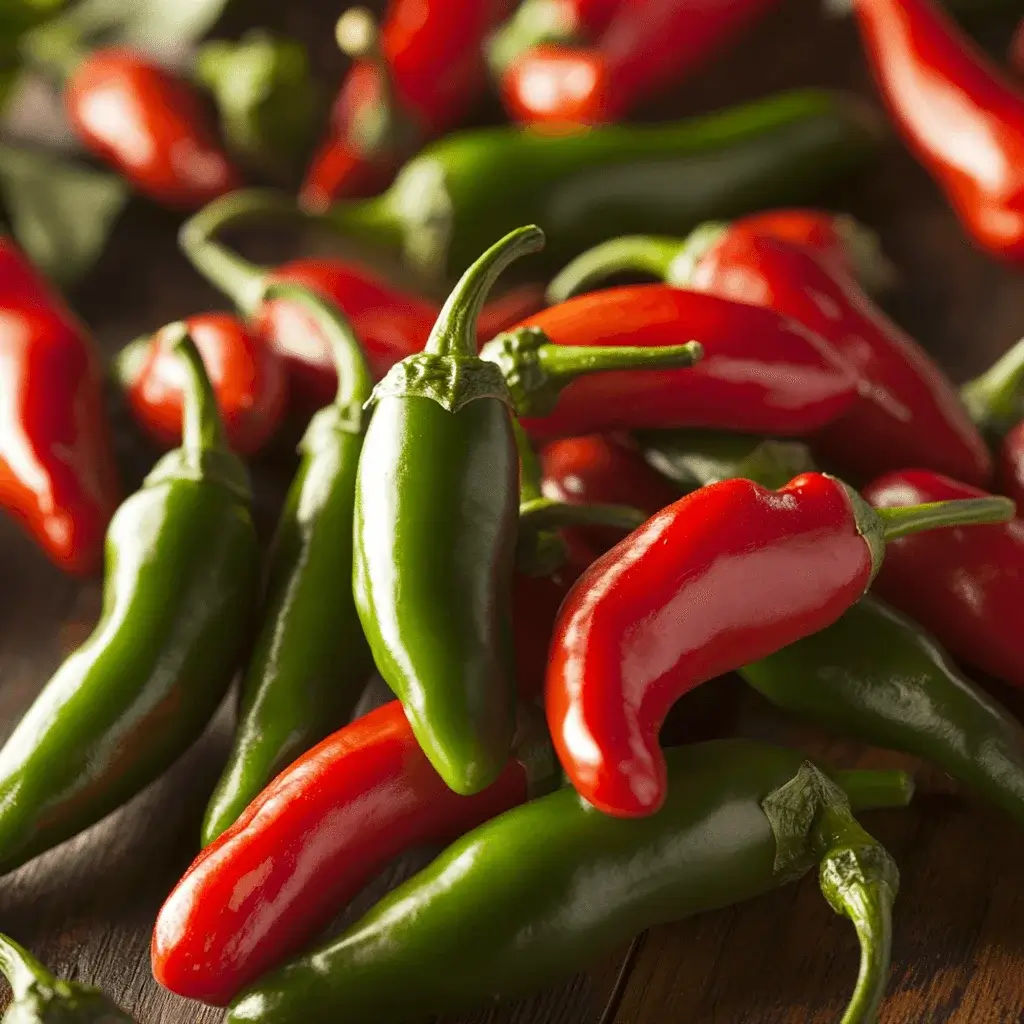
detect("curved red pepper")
[853,0,1024,261]
[0,238,120,575]
[540,434,676,556]
[545,470,1011,817]
[66,49,241,211]
[512,285,861,441]
[151,700,544,1006]
[301,1,513,209]
[683,225,990,485]
[114,313,288,456]
[501,0,778,125]
[864,469,1024,690]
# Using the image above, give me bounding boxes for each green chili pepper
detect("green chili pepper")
[202,286,374,846]
[227,740,908,1024]
[286,89,877,281]
[0,331,259,876]
[740,597,1024,825]
[0,932,133,1023]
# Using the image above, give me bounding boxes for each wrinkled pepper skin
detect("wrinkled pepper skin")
[853,0,1024,262]
[154,701,545,1007]
[227,740,905,1024]
[201,289,375,847]
[66,49,241,210]
[326,89,880,280]
[0,237,120,575]
[511,285,860,441]
[0,333,259,876]
[114,312,288,456]
[741,596,1024,826]
[865,470,1024,690]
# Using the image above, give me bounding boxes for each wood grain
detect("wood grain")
[3,0,1024,1021]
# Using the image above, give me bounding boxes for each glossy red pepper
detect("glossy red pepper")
[853,0,1024,261]
[864,469,1024,690]
[114,313,288,456]
[0,237,120,575]
[301,1,513,209]
[502,285,861,441]
[152,700,552,1006]
[66,48,241,211]
[501,0,779,125]
[546,470,1012,817]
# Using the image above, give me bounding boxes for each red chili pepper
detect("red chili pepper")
[500,0,779,125]
[540,434,676,556]
[114,313,288,456]
[501,284,861,442]
[301,2,513,209]
[0,238,120,576]
[852,0,1024,261]
[545,470,1012,817]
[151,700,551,1005]
[864,469,1024,690]
[66,48,241,211]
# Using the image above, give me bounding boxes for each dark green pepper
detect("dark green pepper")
[320,89,878,281]
[202,286,374,846]
[227,740,908,1024]
[0,331,259,875]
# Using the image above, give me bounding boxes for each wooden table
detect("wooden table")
[2,1,1024,1021]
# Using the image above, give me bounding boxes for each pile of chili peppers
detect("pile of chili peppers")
[3,1,1024,1023]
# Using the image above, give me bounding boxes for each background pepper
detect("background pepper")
[547,471,1011,817]
[201,287,375,847]
[0,235,120,576]
[0,331,259,875]
[114,312,289,456]
[226,741,906,1024]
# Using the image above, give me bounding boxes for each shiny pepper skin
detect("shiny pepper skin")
[66,49,242,210]
[0,237,120,575]
[153,700,541,1006]
[853,0,1024,261]
[115,313,288,456]
[864,470,1024,690]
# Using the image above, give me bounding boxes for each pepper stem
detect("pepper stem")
[518,498,647,534]
[426,226,546,359]
[876,496,1015,540]
[487,0,581,76]
[167,326,229,456]
[0,932,47,1001]
[514,418,545,506]
[830,769,915,811]
[960,337,1024,441]
[547,236,684,303]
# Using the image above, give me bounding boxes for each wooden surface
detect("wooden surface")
[3,1,1024,1021]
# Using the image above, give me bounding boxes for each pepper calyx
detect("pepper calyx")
[834,477,886,584]
[299,403,365,457]
[367,353,513,414]
[481,326,556,416]
[144,449,252,504]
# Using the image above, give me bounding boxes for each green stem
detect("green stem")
[168,327,229,456]
[518,497,647,534]
[830,769,915,812]
[546,236,683,303]
[960,338,1024,441]
[179,190,313,316]
[514,418,545,505]
[486,0,582,77]
[425,226,545,359]
[0,932,46,1001]
[877,496,1015,540]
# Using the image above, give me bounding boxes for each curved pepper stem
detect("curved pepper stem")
[487,0,582,76]
[960,337,1024,442]
[482,327,704,417]
[547,236,685,303]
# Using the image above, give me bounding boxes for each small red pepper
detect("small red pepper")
[852,0,1024,261]
[66,48,242,211]
[546,470,1012,817]
[0,237,120,575]
[301,2,513,209]
[864,469,1024,691]
[113,313,289,456]
[497,285,861,441]
[500,0,779,125]
[152,700,552,1005]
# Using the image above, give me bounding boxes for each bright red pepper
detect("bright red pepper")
[301,1,513,209]
[113,313,288,456]
[504,285,861,441]
[546,470,1012,817]
[852,0,1024,261]
[864,469,1024,690]
[500,0,779,125]
[152,700,551,1005]
[0,238,120,575]
[66,49,241,211]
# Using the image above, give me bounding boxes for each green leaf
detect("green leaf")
[0,144,128,284]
